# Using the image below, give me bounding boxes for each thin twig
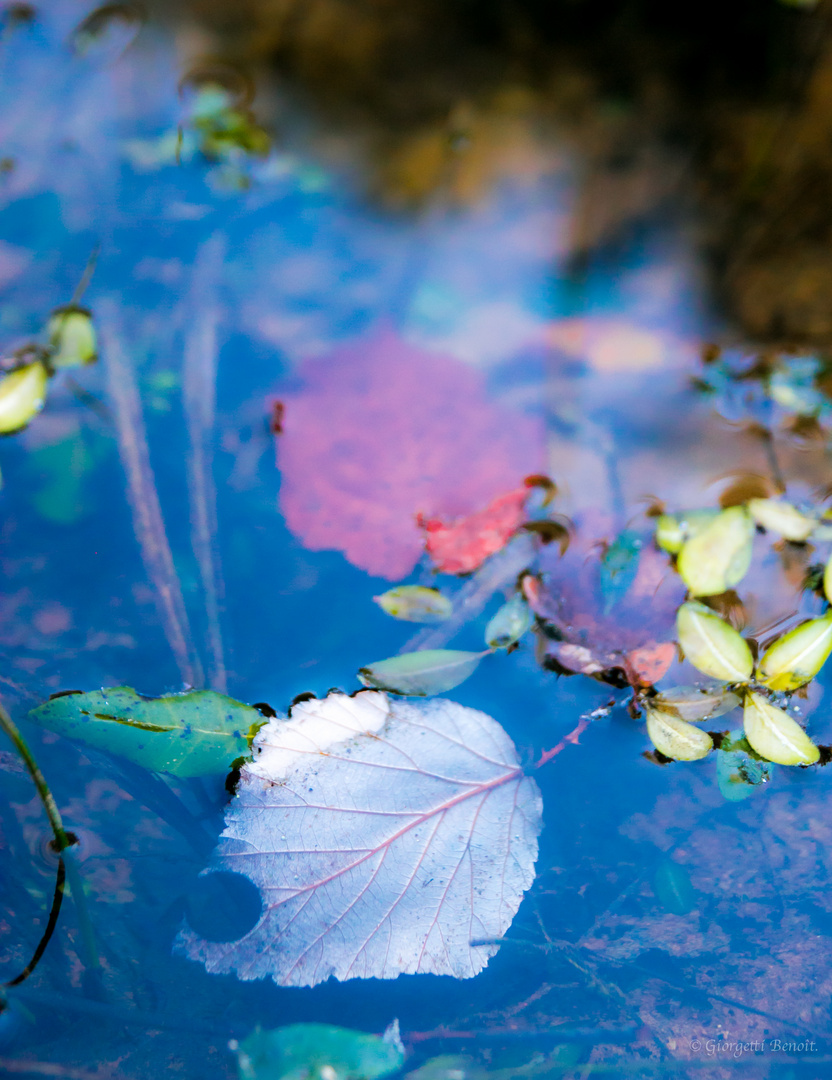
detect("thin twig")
[535,711,594,770]
[98,301,203,688]
[183,238,227,692]
[69,245,100,308]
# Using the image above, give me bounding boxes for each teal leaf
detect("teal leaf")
[29,687,264,777]
[716,729,775,801]
[600,530,642,612]
[235,1023,405,1080]
[653,860,697,915]
[357,649,487,696]
[485,594,532,648]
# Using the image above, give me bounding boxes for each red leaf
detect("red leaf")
[419,486,529,575]
[275,328,543,579]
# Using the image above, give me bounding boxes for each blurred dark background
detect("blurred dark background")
[158,0,832,344]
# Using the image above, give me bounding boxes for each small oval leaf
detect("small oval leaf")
[676,506,754,597]
[0,361,48,433]
[235,1023,405,1080]
[742,690,820,766]
[655,509,719,555]
[677,600,754,683]
[646,705,713,761]
[373,585,452,624]
[653,684,741,723]
[47,307,97,369]
[485,594,533,648]
[716,728,774,802]
[757,613,832,691]
[358,649,486,696]
[747,497,816,541]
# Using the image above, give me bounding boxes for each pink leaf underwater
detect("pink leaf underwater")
[418,486,530,575]
[275,330,543,578]
[177,690,542,987]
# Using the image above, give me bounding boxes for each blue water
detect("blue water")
[1,4,831,1079]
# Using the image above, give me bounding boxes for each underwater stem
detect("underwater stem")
[0,702,70,852]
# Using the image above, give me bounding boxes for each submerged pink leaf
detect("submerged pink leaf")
[275,329,543,578]
[177,690,541,986]
[419,486,529,575]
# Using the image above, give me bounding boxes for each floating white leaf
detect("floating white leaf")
[177,691,541,987]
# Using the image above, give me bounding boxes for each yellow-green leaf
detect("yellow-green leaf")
[746,498,816,541]
[0,361,49,434]
[655,509,719,555]
[47,307,97,369]
[646,705,713,761]
[373,585,452,623]
[757,614,832,691]
[676,601,754,683]
[676,506,754,597]
[742,690,819,766]
[653,684,741,723]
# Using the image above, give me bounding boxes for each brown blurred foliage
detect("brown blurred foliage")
[163,0,832,345]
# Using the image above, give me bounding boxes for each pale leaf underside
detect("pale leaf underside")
[177,691,541,987]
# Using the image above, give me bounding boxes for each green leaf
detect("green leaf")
[676,601,754,683]
[373,585,452,623]
[485,594,532,648]
[47,307,97,369]
[757,614,832,691]
[0,361,48,434]
[655,509,719,555]
[645,704,713,761]
[29,687,264,777]
[676,506,754,597]
[742,691,820,766]
[235,1023,405,1080]
[357,649,487,696]
[746,497,816,542]
[716,728,774,801]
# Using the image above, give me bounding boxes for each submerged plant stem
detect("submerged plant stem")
[99,303,203,688]
[0,703,69,852]
[0,702,69,987]
[183,239,227,692]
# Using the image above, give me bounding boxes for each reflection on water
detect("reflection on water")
[1,2,832,1078]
